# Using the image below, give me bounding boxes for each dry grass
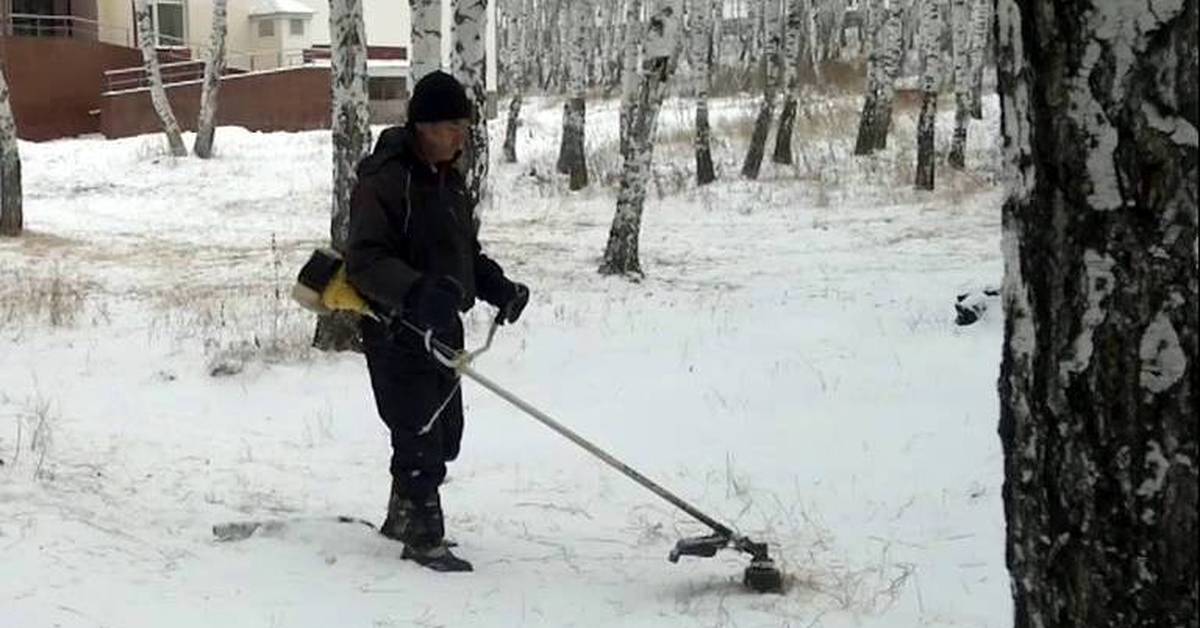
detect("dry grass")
[0,265,94,330]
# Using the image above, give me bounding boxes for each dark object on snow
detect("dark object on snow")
[212,515,376,542]
[380,478,472,571]
[955,287,1001,326]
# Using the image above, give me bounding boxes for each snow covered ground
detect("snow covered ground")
[1,92,1008,627]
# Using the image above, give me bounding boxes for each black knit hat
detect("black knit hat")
[406,70,473,124]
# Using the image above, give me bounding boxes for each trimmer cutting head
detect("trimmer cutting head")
[669,533,785,594]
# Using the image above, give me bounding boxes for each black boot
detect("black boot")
[381,481,472,572]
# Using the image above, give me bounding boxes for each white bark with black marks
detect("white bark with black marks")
[998,0,1197,624]
[618,0,644,160]
[193,0,228,159]
[947,0,971,169]
[557,0,591,190]
[313,0,372,353]
[967,0,989,119]
[601,0,683,277]
[501,0,528,163]
[913,0,940,190]
[741,0,782,180]
[688,0,718,184]
[135,0,187,158]
[0,67,22,237]
[410,0,443,86]
[772,0,805,165]
[452,0,490,208]
[854,3,903,154]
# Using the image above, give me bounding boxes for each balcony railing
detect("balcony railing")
[4,13,135,48]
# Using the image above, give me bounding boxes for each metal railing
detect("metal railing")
[4,13,134,47]
[102,49,312,93]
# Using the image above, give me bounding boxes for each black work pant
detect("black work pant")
[362,317,464,498]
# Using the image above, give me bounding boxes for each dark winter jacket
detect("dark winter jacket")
[345,126,510,320]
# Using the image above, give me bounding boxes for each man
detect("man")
[345,71,529,573]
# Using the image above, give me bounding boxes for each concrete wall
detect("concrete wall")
[99,65,331,138]
[1,35,143,140]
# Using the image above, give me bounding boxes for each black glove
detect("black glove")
[495,281,529,325]
[403,275,464,332]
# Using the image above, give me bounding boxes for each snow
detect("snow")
[2,93,1008,626]
[250,0,316,17]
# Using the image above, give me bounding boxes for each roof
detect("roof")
[249,0,316,17]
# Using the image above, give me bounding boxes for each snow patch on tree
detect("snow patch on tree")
[1138,309,1188,393]
[1059,249,1116,378]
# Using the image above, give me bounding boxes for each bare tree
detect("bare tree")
[997,0,1198,623]
[410,0,444,86]
[853,2,903,154]
[741,0,782,180]
[967,0,988,119]
[947,0,970,169]
[600,0,683,277]
[772,0,805,165]
[314,0,372,352]
[502,0,529,163]
[0,66,21,238]
[134,0,187,157]
[618,0,644,159]
[193,0,228,159]
[557,0,591,190]
[913,0,940,190]
[452,0,490,207]
[688,0,719,185]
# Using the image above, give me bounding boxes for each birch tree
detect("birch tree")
[0,67,22,238]
[600,0,683,277]
[946,0,970,169]
[134,0,187,157]
[913,0,940,190]
[501,0,528,163]
[688,0,719,185]
[314,0,371,352]
[853,3,903,154]
[618,0,644,160]
[771,0,804,165]
[193,0,228,159]
[452,0,490,208]
[741,0,782,180]
[556,0,591,190]
[997,0,1198,623]
[410,0,443,87]
[967,0,988,119]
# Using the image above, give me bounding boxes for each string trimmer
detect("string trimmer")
[292,248,785,593]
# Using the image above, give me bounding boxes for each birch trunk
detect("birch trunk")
[913,0,940,190]
[134,0,187,157]
[772,0,804,165]
[618,0,644,160]
[452,0,490,208]
[947,0,970,169]
[557,0,591,190]
[314,0,372,353]
[409,0,443,87]
[193,0,228,159]
[689,0,718,185]
[501,0,527,163]
[741,0,782,179]
[997,0,1198,623]
[967,0,988,119]
[0,67,22,237]
[601,0,682,277]
[853,1,901,155]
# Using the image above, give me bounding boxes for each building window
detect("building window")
[369,77,407,101]
[150,0,186,47]
[258,19,275,37]
[289,19,305,36]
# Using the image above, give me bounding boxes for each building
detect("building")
[1,0,496,141]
